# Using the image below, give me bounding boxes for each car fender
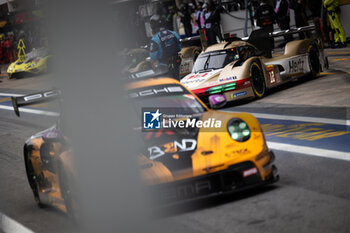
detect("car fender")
[285,39,326,73]
[284,39,314,56]
[219,57,266,82]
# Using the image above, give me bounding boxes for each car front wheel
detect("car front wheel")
[250,61,266,98]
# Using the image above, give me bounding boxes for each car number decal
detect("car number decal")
[269,70,276,84]
[268,66,281,85]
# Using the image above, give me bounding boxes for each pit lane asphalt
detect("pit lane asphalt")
[0,47,349,233]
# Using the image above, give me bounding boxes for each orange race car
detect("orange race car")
[12,69,278,213]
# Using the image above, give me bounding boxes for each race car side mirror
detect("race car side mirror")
[209,94,227,109]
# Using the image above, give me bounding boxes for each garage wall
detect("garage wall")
[221,5,350,39]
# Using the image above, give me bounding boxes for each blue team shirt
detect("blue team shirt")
[149,28,181,62]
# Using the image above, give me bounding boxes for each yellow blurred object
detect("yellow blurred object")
[0,21,6,28]
[32,10,44,17]
[8,47,51,79]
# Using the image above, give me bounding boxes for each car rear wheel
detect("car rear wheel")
[24,151,44,208]
[308,45,321,78]
[250,61,266,98]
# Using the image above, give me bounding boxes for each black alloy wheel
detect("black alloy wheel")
[250,61,266,98]
[308,45,321,78]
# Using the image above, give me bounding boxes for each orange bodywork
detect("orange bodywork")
[25,77,275,212]
[129,78,274,186]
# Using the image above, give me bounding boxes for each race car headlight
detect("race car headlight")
[8,66,13,72]
[205,82,237,95]
[227,118,251,142]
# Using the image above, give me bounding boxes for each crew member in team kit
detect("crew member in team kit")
[149,14,182,80]
[324,0,347,48]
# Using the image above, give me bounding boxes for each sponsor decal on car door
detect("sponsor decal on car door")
[288,56,309,75]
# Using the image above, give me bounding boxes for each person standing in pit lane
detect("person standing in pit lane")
[179,3,193,38]
[202,3,217,46]
[275,0,293,46]
[289,0,309,39]
[194,2,204,34]
[149,14,182,80]
[324,0,347,48]
[211,0,224,42]
[254,0,277,32]
[254,0,277,57]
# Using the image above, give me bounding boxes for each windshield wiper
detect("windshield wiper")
[204,54,211,70]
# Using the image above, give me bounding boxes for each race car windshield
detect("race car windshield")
[25,48,49,62]
[192,49,239,73]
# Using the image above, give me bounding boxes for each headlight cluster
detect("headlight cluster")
[227,118,251,142]
[205,82,237,95]
[8,66,13,72]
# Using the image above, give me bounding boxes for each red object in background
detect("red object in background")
[15,12,40,25]
[0,38,16,63]
[15,14,26,24]
[3,39,14,63]
[0,42,3,64]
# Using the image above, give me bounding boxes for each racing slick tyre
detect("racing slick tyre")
[250,61,266,98]
[308,45,321,78]
[11,73,23,79]
[24,149,44,208]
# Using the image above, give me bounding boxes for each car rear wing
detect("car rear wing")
[245,24,323,57]
[270,25,319,39]
[140,35,201,50]
[198,23,322,52]
[242,25,319,41]
[11,89,61,117]
[180,35,201,48]
[124,63,169,81]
